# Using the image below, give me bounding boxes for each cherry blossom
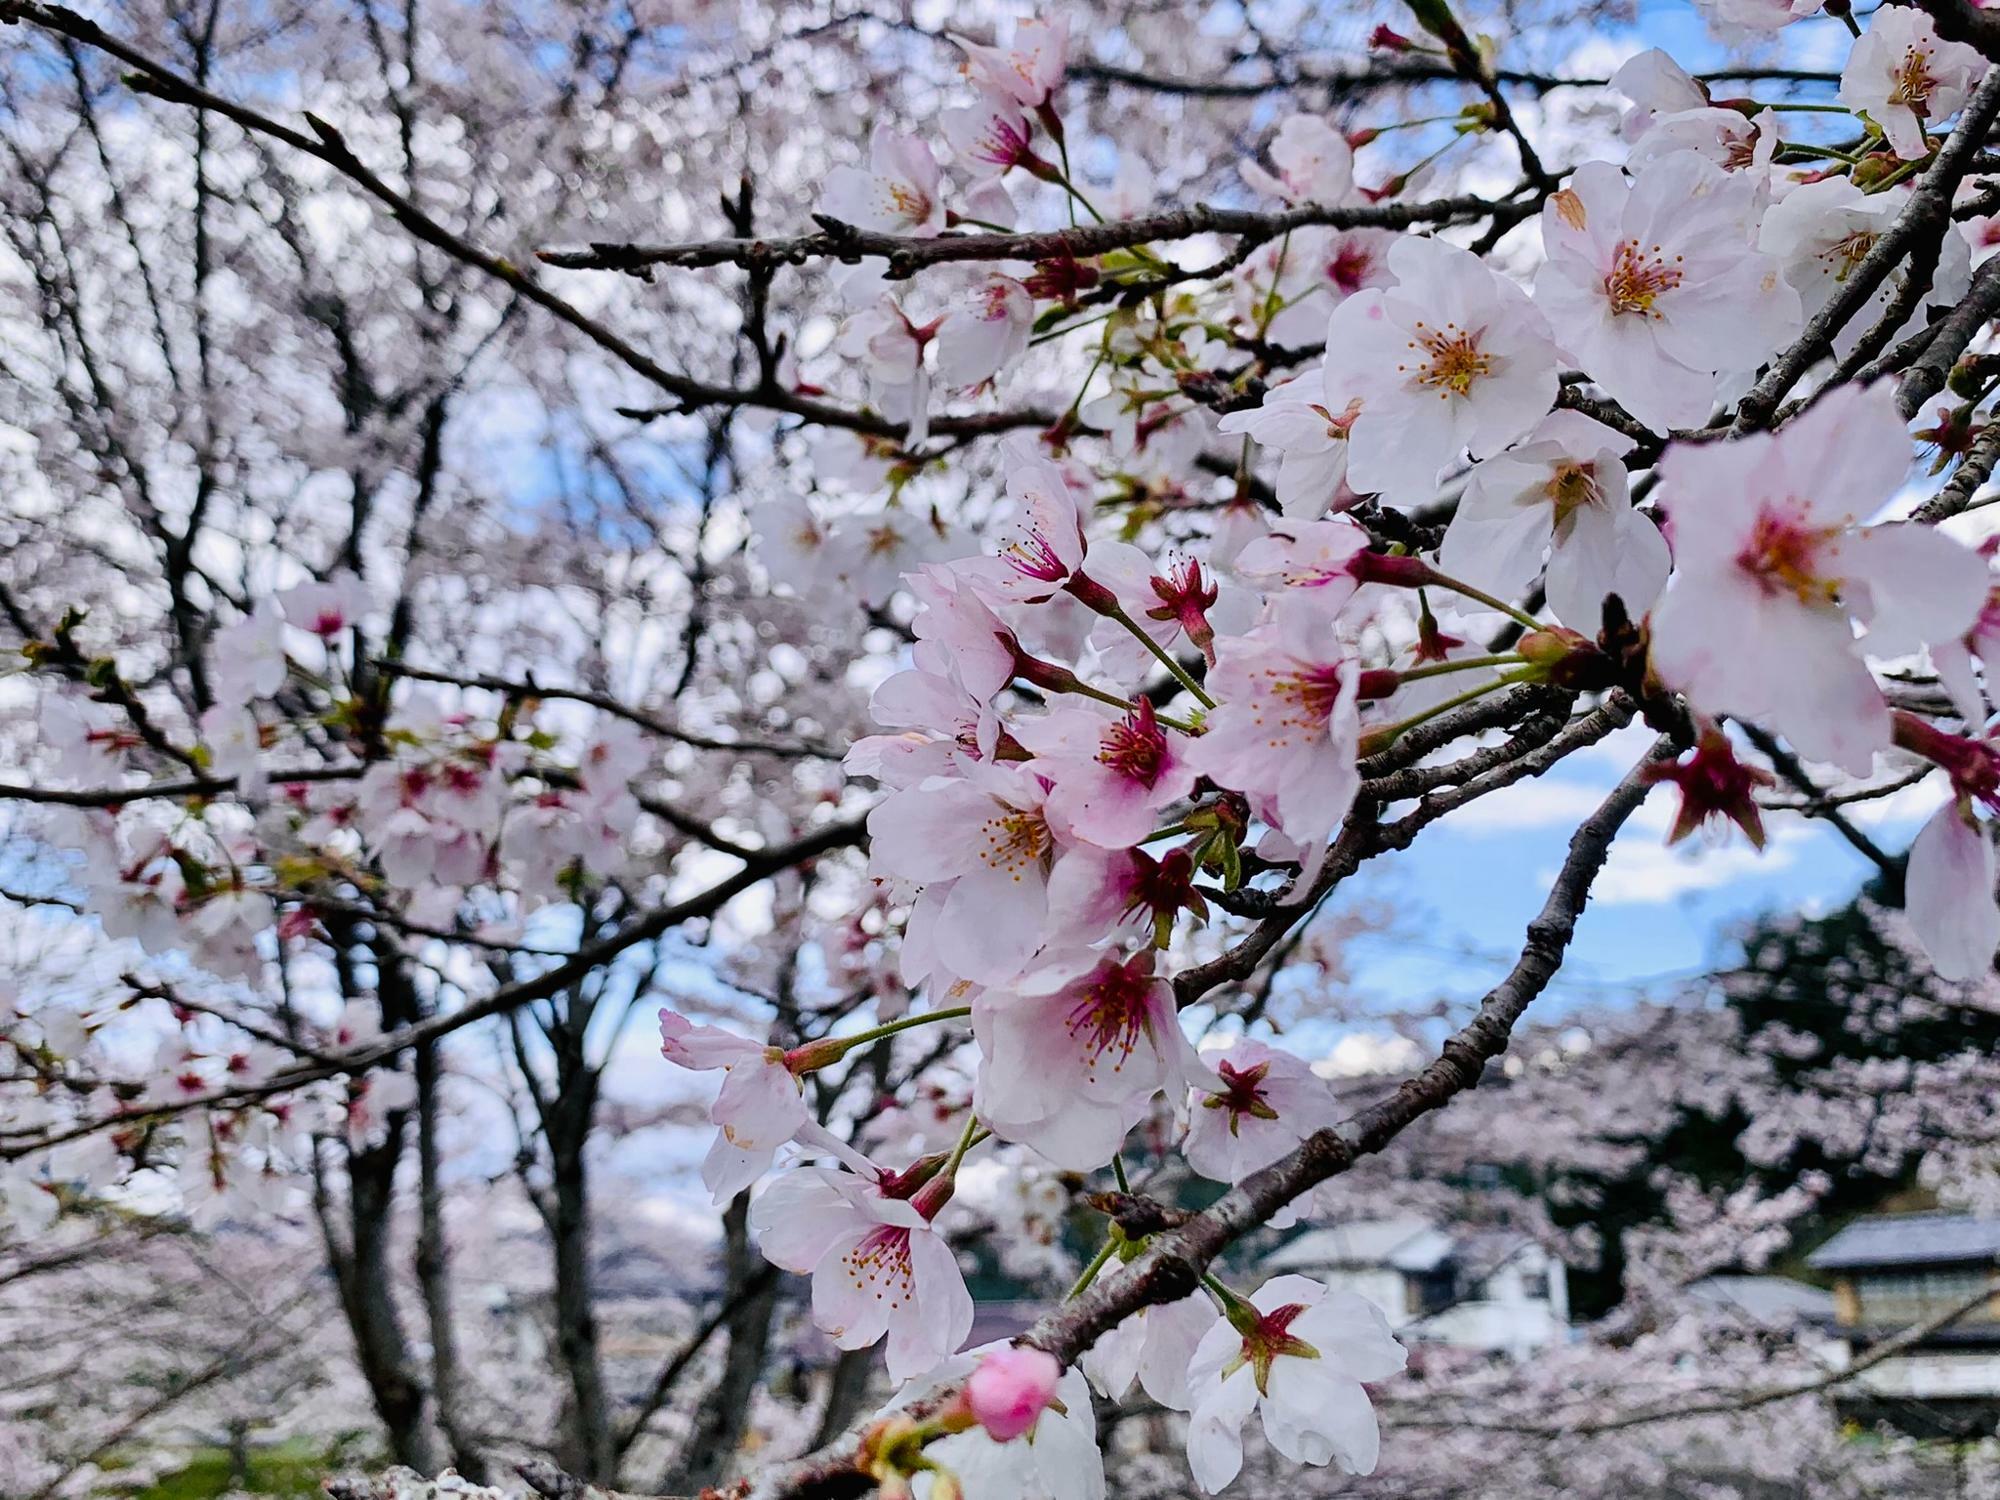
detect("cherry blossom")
[1688,0,1826,33]
[821,124,947,233]
[868,760,1068,987]
[1187,598,1364,889]
[973,950,1209,1170]
[1184,1276,1407,1492]
[749,1159,972,1382]
[1217,371,1365,518]
[658,1010,810,1202]
[1612,49,1709,139]
[1437,409,1668,634]
[1183,1039,1342,1186]
[896,1345,1105,1500]
[964,1346,1062,1441]
[1239,115,1355,204]
[1321,234,1561,502]
[1014,701,1199,849]
[1628,107,1778,178]
[1760,178,1973,363]
[935,272,1034,389]
[959,18,1070,111]
[277,571,373,639]
[1839,5,1987,161]
[1906,800,2000,980]
[1080,1282,1217,1411]
[1649,382,1989,774]
[1533,156,1799,434]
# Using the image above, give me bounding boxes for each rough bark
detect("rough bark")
[664,1191,782,1494]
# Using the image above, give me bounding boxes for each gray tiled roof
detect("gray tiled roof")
[1805,1213,2000,1271]
[1688,1275,1838,1322]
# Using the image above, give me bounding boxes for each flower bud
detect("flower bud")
[965,1347,1063,1442]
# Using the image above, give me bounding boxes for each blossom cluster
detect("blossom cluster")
[662,8,2000,1492]
[14,2,2000,1496]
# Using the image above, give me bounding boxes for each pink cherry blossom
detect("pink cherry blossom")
[973,950,1208,1170]
[749,1160,972,1382]
[1321,234,1561,502]
[277,570,373,638]
[941,92,1044,178]
[1649,382,1990,774]
[820,124,946,233]
[1183,1039,1342,1185]
[1186,598,1364,889]
[960,18,1069,109]
[659,1010,809,1202]
[1217,370,1366,518]
[1760,179,1973,363]
[1184,1277,1407,1493]
[1080,1279,1217,1411]
[1689,0,1825,32]
[868,760,1068,987]
[1839,5,1987,161]
[1015,701,1199,849]
[1439,409,1668,635]
[1239,115,1355,204]
[935,272,1033,389]
[1906,801,2000,981]
[1612,49,1708,140]
[1534,155,1799,434]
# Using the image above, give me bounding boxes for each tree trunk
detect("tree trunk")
[664,1191,780,1493]
[333,1119,440,1473]
[811,1347,877,1450]
[547,1083,614,1481]
[415,1036,486,1481]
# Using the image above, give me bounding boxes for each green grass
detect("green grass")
[107,1438,363,1500]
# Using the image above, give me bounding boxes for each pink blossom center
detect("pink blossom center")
[973,116,1035,169]
[1204,1058,1280,1134]
[888,182,933,223]
[1096,705,1168,788]
[1327,244,1375,295]
[1001,527,1070,583]
[1064,962,1157,1079]
[1262,659,1348,727]
[1232,1302,1321,1395]
[839,1224,917,1312]
[1603,240,1684,318]
[1736,502,1841,604]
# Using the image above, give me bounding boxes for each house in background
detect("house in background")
[1261,1217,1569,1360]
[1805,1210,2000,1435]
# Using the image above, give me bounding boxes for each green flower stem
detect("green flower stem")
[1106,603,1216,708]
[942,1111,985,1181]
[1395,652,1526,683]
[1419,569,1544,631]
[1068,1235,1120,1300]
[1043,673,1202,734]
[1371,677,1514,747]
[798,1006,971,1072]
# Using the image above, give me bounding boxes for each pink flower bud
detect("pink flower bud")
[965,1346,1062,1442]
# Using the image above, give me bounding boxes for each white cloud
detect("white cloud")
[1444,777,1618,833]
[1580,824,1809,906]
[1313,1032,1423,1078]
